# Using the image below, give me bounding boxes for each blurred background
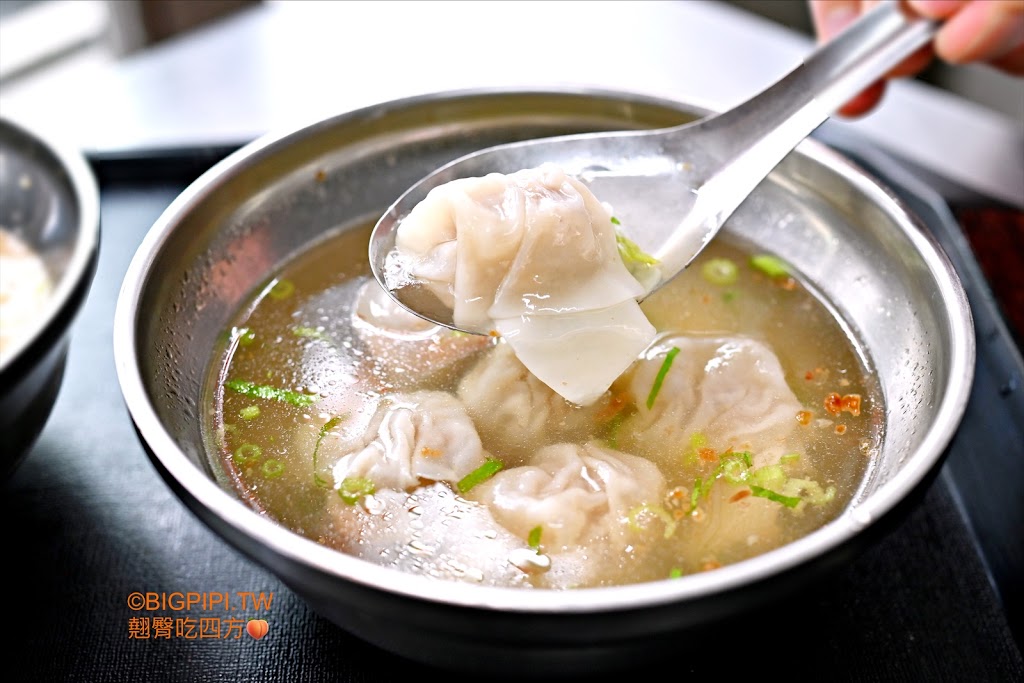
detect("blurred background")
[2,0,1021,122]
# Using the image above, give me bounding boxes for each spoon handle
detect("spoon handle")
[693,0,936,159]
[660,0,937,272]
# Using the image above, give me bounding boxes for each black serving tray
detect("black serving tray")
[3,139,1021,682]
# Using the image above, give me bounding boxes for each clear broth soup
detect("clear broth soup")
[205,220,881,589]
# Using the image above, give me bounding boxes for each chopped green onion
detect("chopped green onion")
[701,258,739,286]
[689,432,707,449]
[722,290,737,303]
[604,412,626,449]
[750,485,801,508]
[527,525,543,549]
[232,326,256,346]
[261,459,285,479]
[669,567,683,579]
[782,478,836,505]
[780,453,801,464]
[750,254,789,278]
[748,464,786,489]
[720,457,751,484]
[338,477,375,505]
[239,405,261,421]
[233,443,262,464]
[627,503,677,539]
[616,232,660,267]
[268,279,295,299]
[646,346,681,409]
[457,459,503,494]
[689,451,755,511]
[610,216,621,225]
[312,415,346,486]
[293,326,328,340]
[225,379,317,407]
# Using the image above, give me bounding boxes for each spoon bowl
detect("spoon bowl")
[369,0,936,334]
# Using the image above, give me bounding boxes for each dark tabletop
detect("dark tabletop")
[4,143,1023,682]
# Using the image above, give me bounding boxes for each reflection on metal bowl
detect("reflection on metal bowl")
[0,116,100,473]
[113,90,973,674]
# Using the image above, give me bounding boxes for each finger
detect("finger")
[933,0,1024,64]
[838,81,888,117]
[989,41,1024,74]
[810,0,864,42]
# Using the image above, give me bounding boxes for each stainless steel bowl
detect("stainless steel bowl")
[113,90,974,673]
[0,116,100,472]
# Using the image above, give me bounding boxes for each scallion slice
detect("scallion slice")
[268,279,295,299]
[233,443,262,464]
[239,405,261,421]
[750,254,789,278]
[616,232,659,267]
[527,525,543,549]
[701,258,739,286]
[338,477,375,505]
[628,503,678,539]
[232,326,256,346]
[293,326,328,340]
[646,346,681,409]
[225,379,317,407]
[312,415,346,487]
[261,459,285,479]
[750,485,800,508]
[456,459,503,494]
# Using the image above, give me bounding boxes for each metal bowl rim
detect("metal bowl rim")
[113,86,975,614]
[0,114,101,374]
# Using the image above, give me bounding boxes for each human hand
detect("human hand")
[810,0,1024,116]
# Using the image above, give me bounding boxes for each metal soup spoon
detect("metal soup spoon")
[369,0,936,334]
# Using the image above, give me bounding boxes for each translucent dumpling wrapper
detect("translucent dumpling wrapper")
[321,481,664,589]
[618,334,819,559]
[456,342,609,462]
[393,164,657,406]
[325,390,489,491]
[469,441,666,551]
[619,335,805,467]
[351,279,493,388]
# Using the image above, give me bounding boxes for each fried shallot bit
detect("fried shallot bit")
[701,560,722,572]
[797,410,813,426]
[420,447,442,458]
[841,394,862,417]
[729,489,751,503]
[595,391,632,423]
[665,486,690,519]
[835,424,847,435]
[805,370,815,381]
[824,392,843,416]
[698,447,717,462]
[778,277,798,291]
